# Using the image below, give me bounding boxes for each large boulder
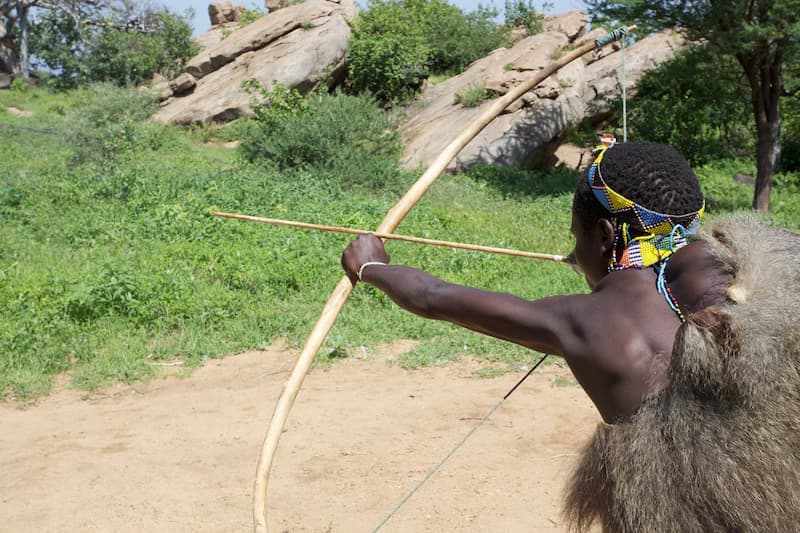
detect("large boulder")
[399,23,685,171]
[543,10,587,41]
[209,1,245,25]
[155,0,357,125]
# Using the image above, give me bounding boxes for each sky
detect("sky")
[165,0,587,36]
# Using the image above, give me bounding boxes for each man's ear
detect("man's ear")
[596,218,616,253]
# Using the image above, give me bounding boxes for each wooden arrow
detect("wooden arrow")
[210,211,567,262]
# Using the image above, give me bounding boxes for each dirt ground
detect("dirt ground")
[0,340,600,533]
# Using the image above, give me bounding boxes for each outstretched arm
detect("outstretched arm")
[342,234,578,356]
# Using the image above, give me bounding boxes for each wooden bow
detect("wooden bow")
[253,27,636,533]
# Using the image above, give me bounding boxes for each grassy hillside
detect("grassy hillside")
[1,85,798,400]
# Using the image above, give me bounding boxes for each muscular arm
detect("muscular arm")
[360,263,570,355]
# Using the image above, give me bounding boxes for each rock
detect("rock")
[209,1,243,25]
[187,0,355,79]
[543,11,587,42]
[150,74,173,100]
[582,29,685,114]
[483,32,569,95]
[195,26,233,50]
[6,106,33,117]
[399,26,685,171]
[155,0,357,125]
[266,0,286,13]
[552,142,590,170]
[0,73,10,90]
[169,72,197,95]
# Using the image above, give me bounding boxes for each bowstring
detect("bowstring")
[372,353,550,532]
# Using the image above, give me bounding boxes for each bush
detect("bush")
[347,1,430,104]
[239,81,405,189]
[781,91,800,172]
[347,0,508,104]
[624,44,754,165]
[504,0,544,34]
[30,8,199,88]
[454,84,500,107]
[413,0,505,73]
[66,83,170,164]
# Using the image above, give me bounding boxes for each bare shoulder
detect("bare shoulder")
[553,283,653,373]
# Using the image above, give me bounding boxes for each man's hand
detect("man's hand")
[341,234,390,284]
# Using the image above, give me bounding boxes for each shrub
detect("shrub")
[30,8,199,88]
[66,83,169,164]
[454,84,500,107]
[624,44,754,165]
[504,0,544,35]
[239,81,405,189]
[414,0,505,73]
[347,0,509,104]
[239,7,267,26]
[347,0,430,104]
[782,91,800,172]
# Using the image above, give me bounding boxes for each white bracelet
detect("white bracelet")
[357,261,387,281]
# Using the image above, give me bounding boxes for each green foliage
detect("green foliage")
[504,0,545,34]
[30,8,199,88]
[347,1,431,104]
[85,10,199,86]
[587,0,800,210]
[239,6,267,26]
[239,80,405,190]
[66,83,168,164]
[782,91,800,172]
[2,85,798,402]
[417,1,505,73]
[472,365,506,378]
[624,44,755,165]
[454,84,500,107]
[10,78,28,92]
[586,0,800,55]
[346,0,507,103]
[28,11,87,90]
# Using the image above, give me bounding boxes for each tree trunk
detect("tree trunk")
[0,15,17,75]
[16,1,28,79]
[738,48,782,212]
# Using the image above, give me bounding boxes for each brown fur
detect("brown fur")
[564,214,800,532]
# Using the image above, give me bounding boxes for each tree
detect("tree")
[587,0,800,211]
[0,0,106,78]
[627,44,754,166]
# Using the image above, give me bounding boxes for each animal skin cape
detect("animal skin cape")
[564,213,800,533]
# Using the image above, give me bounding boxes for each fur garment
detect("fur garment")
[564,214,800,532]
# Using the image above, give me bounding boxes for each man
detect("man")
[343,141,800,531]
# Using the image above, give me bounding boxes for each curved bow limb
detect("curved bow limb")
[253,26,636,533]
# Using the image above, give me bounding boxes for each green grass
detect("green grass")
[1,86,799,401]
[453,84,500,107]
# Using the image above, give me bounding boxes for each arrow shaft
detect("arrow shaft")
[211,211,566,262]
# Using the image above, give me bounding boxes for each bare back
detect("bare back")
[563,241,732,423]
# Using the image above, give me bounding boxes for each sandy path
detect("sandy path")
[0,341,599,532]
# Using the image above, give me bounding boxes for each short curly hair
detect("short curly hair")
[573,141,704,231]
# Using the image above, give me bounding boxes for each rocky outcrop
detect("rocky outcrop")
[209,1,246,25]
[399,16,684,171]
[265,0,288,13]
[155,0,357,125]
[543,10,587,41]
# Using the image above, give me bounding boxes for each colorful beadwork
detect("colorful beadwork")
[588,143,705,322]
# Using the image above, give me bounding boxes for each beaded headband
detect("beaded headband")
[587,144,705,270]
[587,145,705,235]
